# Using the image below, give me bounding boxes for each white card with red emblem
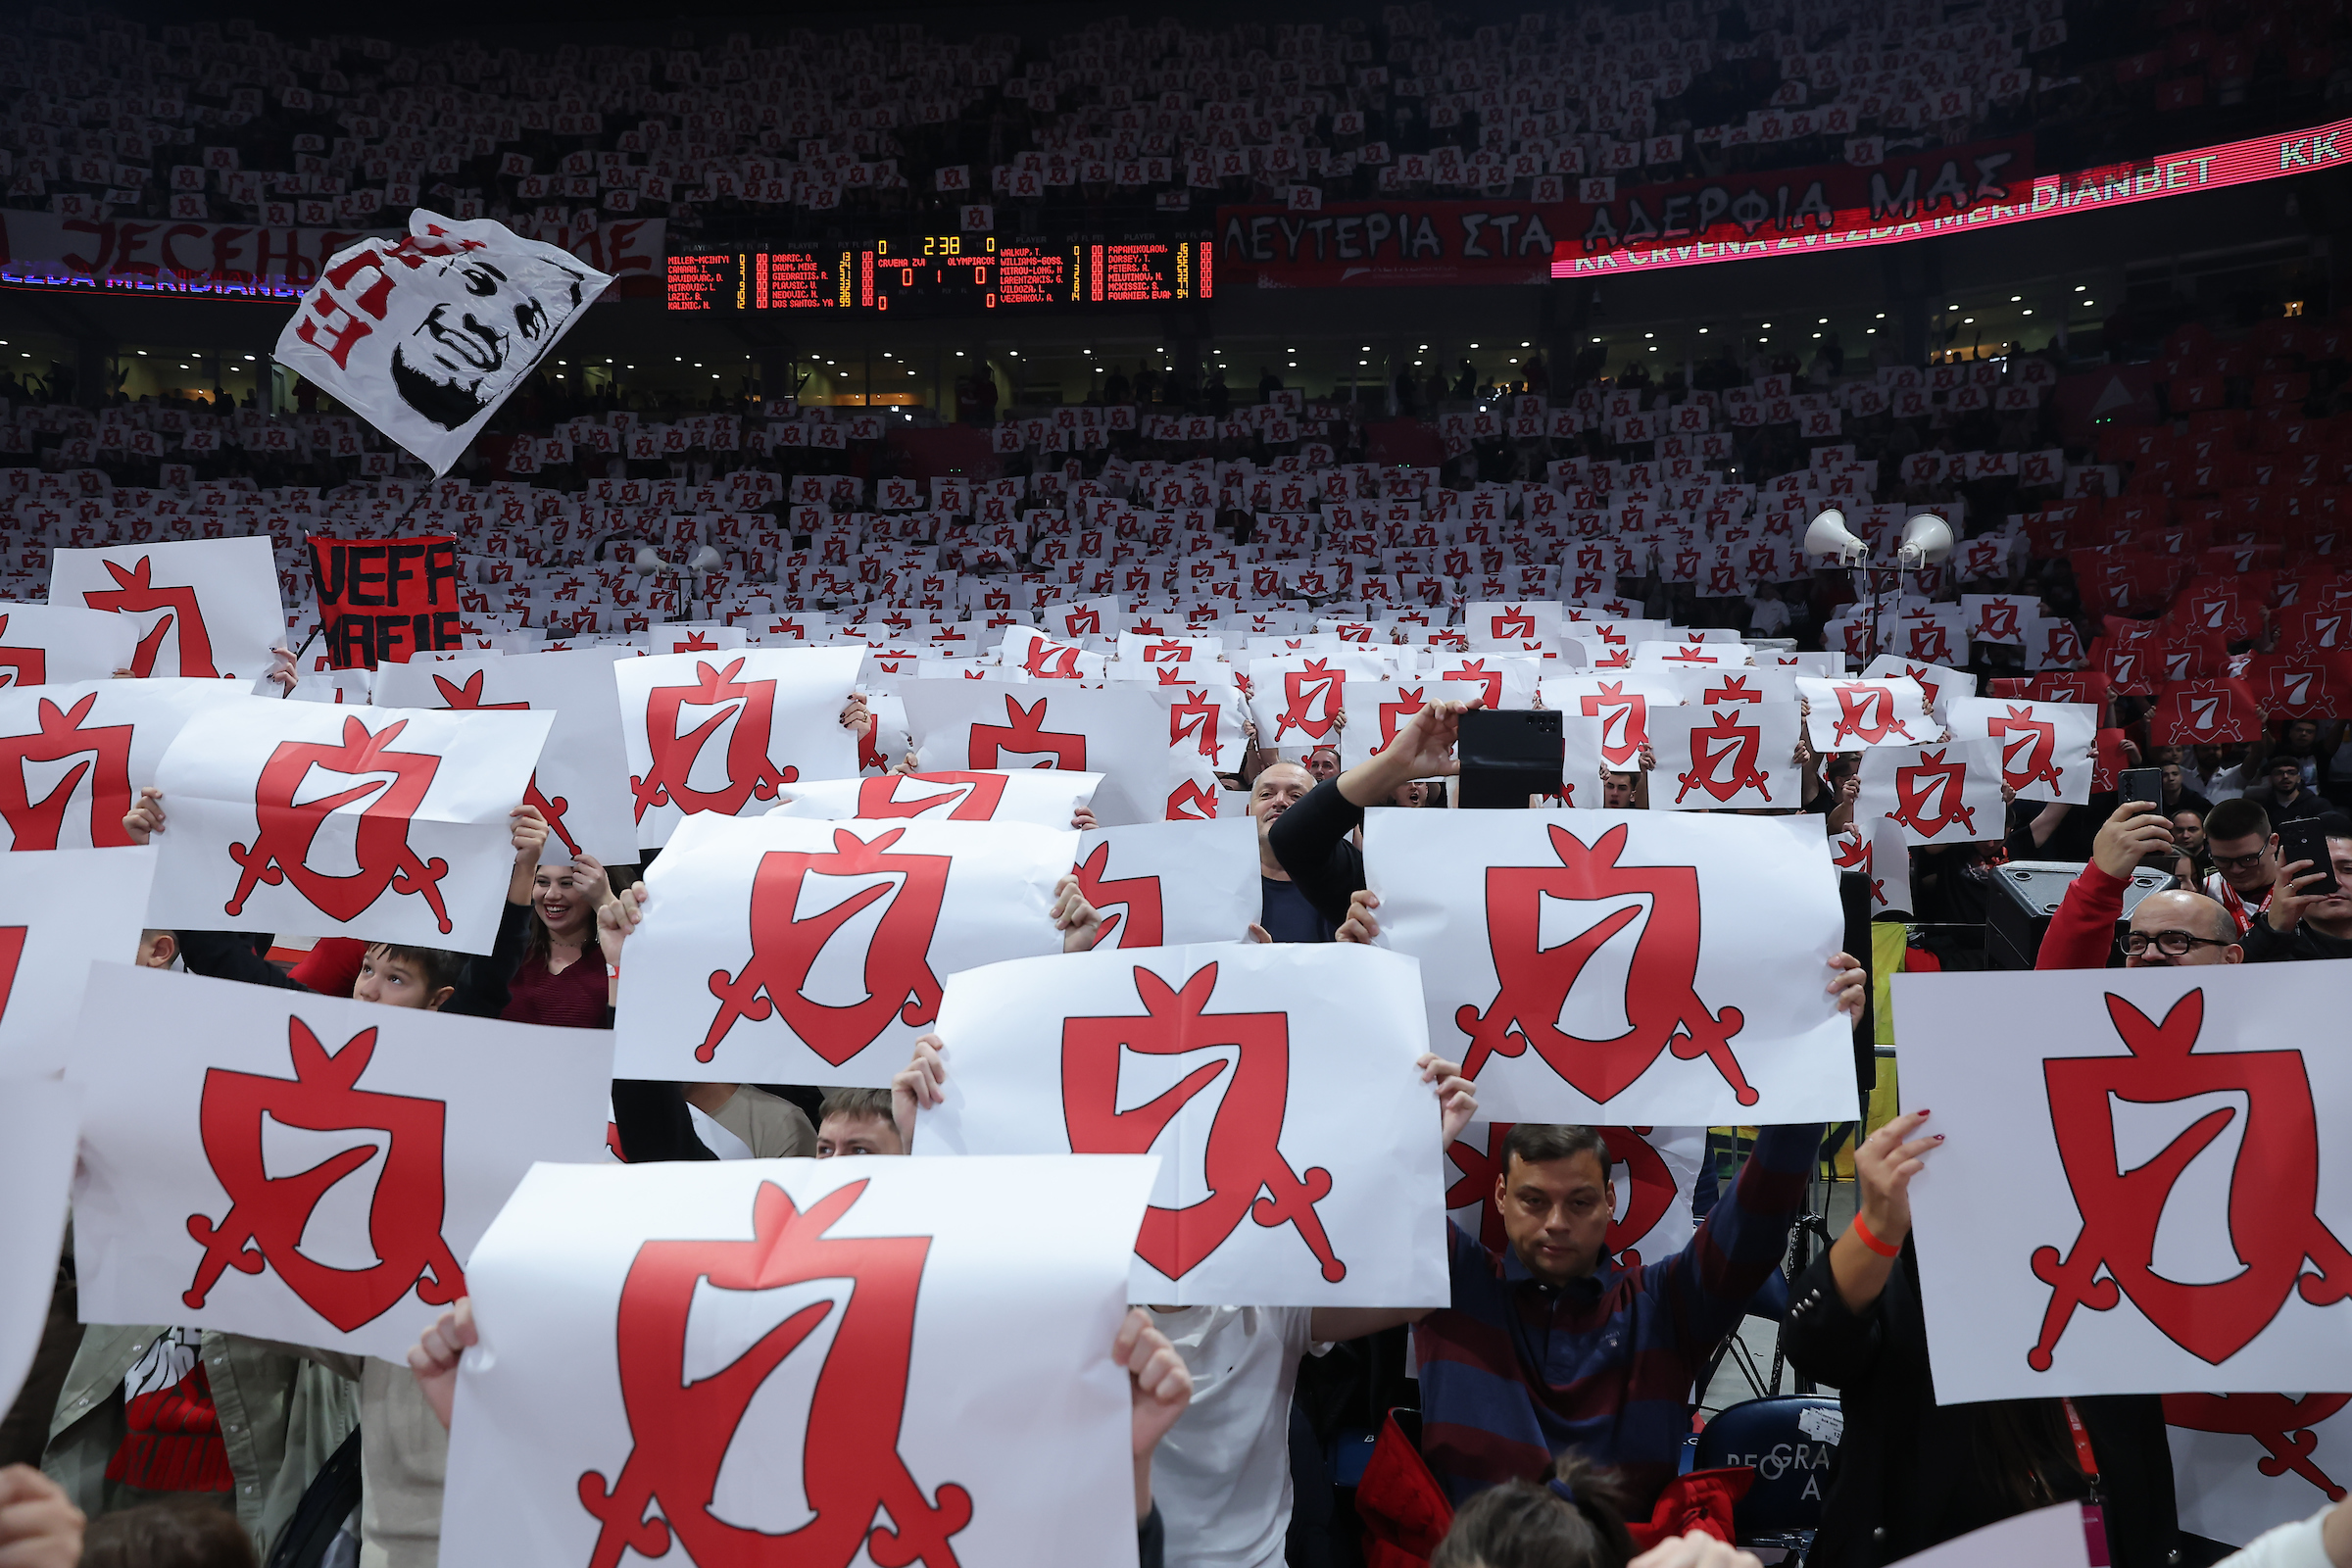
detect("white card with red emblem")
[614,647,864,850]
[773,768,1101,830]
[144,701,555,955]
[437,1153,1158,1568]
[372,649,639,863]
[1074,818,1261,949]
[613,812,1078,1086]
[0,679,255,853]
[916,943,1448,1306]
[0,1077,78,1414]
[1855,739,2007,846]
[898,682,1218,826]
[1645,703,1802,811]
[1445,1123,1702,1270]
[0,604,138,687]
[66,964,612,1361]
[1896,966,2352,1401]
[1246,651,1391,759]
[50,538,287,685]
[1793,676,1933,753]
[1941,698,2097,806]
[2169,1394,2352,1544]
[0,847,158,1076]
[1365,811,1854,1124]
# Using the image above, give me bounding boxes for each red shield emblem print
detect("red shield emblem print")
[1578,681,1648,769]
[1491,607,1536,640]
[1022,640,1082,678]
[2163,1393,2351,1500]
[1458,824,1755,1105]
[1443,660,1503,708]
[2030,993,2352,1370]
[1378,686,1428,749]
[432,671,578,855]
[1062,964,1345,1282]
[1274,660,1345,743]
[1904,622,1954,663]
[1701,675,1761,706]
[1987,705,2063,794]
[1975,600,2021,641]
[1887,748,1978,840]
[0,692,136,849]
[1830,683,1915,747]
[1169,691,1221,761]
[226,715,453,932]
[631,660,793,822]
[1072,842,1162,949]
[700,828,951,1066]
[0,614,45,687]
[579,1179,971,1568]
[182,1019,465,1332]
[852,773,1010,820]
[1673,711,1774,806]
[81,556,218,677]
[970,696,1087,770]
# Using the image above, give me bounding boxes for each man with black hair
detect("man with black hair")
[389,252,588,433]
[2200,796,2282,934]
[2247,819,2352,961]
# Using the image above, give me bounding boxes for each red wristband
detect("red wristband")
[1850,1213,1902,1258]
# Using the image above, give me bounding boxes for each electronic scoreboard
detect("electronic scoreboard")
[664,238,1213,313]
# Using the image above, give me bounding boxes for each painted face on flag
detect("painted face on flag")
[392,256,583,431]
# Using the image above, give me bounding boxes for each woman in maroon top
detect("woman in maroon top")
[498,805,622,1028]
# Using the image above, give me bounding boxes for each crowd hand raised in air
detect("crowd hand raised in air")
[122,784,167,844]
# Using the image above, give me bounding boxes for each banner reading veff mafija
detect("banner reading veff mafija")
[308,534,464,668]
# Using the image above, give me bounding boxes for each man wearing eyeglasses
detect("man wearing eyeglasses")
[2198,797,2281,934]
[2035,799,2243,969]
[2246,823,2352,962]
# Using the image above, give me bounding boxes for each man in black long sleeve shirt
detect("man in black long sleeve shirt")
[1267,701,1473,923]
[1252,761,1347,941]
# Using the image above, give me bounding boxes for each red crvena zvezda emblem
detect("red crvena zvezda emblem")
[2030,992,2352,1370]
[1674,710,1773,806]
[2163,1393,2350,1501]
[1444,1122,1675,1264]
[81,556,218,677]
[432,671,578,854]
[631,659,793,822]
[578,1179,970,1568]
[1072,843,1161,949]
[1169,690,1221,761]
[853,773,1008,820]
[1578,682,1647,769]
[1458,823,1755,1105]
[1987,705,2063,794]
[0,614,44,687]
[700,828,951,1066]
[1275,660,1344,743]
[1062,963,1345,1282]
[182,1019,465,1332]
[1887,748,1977,840]
[970,696,1087,770]
[227,715,452,933]
[0,693,135,849]
[1831,683,1914,746]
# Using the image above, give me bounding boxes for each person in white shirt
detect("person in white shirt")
[1744,585,1791,638]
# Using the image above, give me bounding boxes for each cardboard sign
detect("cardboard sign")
[615,648,864,849]
[918,943,1447,1306]
[0,848,156,1076]
[899,683,1216,827]
[1366,811,1852,1123]
[1073,818,1261,949]
[0,604,137,687]
[145,702,554,955]
[0,1077,78,1414]
[612,812,1075,1086]
[51,538,285,682]
[773,769,1101,829]
[0,679,253,852]
[1942,698,2097,806]
[1897,966,2352,1401]
[274,211,612,475]
[371,650,638,864]
[308,534,465,668]
[1856,740,2007,846]
[68,964,611,1361]
[1646,702,1802,811]
[1445,1122,1701,1268]
[437,1155,1156,1568]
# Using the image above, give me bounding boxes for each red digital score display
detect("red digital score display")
[664,240,1212,313]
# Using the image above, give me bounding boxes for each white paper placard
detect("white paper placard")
[50,537,286,682]
[437,1154,1157,1568]
[0,1077,78,1414]
[899,682,1215,826]
[1794,675,1932,753]
[1073,817,1261,949]
[1856,739,2007,846]
[146,702,553,954]
[1896,965,2352,1401]
[2167,1394,2352,1546]
[372,648,639,862]
[1367,810,1852,1123]
[613,812,1075,1086]
[615,648,865,849]
[918,943,1447,1305]
[0,603,138,687]
[1884,1505,2089,1568]
[0,678,256,852]
[1445,1121,1702,1269]
[773,768,1100,829]
[0,847,156,1076]
[1943,698,2097,806]
[1860,656,1976,726]
[1646,702,1802,811]
[1537,674,1685,770]
[68,963,612,1361]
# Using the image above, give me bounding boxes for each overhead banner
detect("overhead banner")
[917,943,1448,1306]
[437,1155,1156,1568]
[308,534,465,668]
[1897,966,2352,1402]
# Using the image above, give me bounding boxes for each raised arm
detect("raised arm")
[1308,1051,1476,1343]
